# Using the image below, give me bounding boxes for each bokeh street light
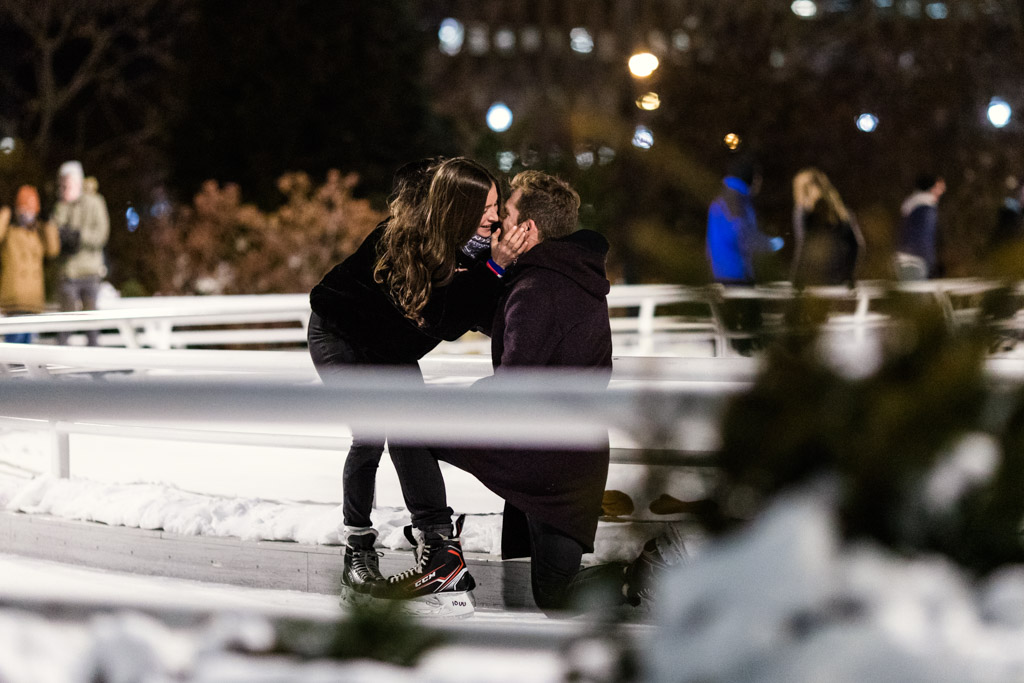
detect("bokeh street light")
[438,18,464,55]
[988,97,1012,128]
[486,102,513,132]
[628,52,659,78]
[791,0,818,17]
[636,92,661,111]
[632,125,654,149]
[856,113,879,132]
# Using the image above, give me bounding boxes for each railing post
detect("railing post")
[637,298,656,355]
[51,426,70,478]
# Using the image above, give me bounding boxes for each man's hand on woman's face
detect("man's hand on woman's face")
[490,221,529,269]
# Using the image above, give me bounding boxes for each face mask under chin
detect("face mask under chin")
[461,233,491,260]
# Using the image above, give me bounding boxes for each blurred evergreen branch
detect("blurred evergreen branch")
[702,289,1024,574]
[273,601,446,667]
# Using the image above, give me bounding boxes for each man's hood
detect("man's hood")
[512,229,610,298]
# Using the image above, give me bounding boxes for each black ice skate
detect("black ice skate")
[624,523,688,605]
[371,525,476,618]
[339,530,385,606]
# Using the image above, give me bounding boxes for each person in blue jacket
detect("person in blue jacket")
[705,156,783,284]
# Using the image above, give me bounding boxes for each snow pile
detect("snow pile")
[0,473,655,564]
[650,490,1024,682]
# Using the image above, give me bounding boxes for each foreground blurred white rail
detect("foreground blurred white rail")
[0,371,737,476]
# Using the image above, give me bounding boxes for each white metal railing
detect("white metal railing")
[0,285,710,354]
[0,341,763,383]
[0,279,1014,356]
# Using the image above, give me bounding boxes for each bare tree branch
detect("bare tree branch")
[0,0,185,162]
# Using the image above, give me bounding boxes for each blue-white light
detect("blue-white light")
[486,102,513,133]
[988,98,1012,128]
[570,28,593,54]
[0,137,13,154]
[632,125,654,149]
[924,2,948,19]
[791,0,817,17]
[856,112,879,132]
[125,206,140,231]
[438,18,464,56]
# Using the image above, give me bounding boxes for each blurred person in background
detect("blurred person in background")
[706,155,784,285]
[307,157,527,613]
[790,168,864,287]
[895,173,945,280]
[51,160,110,345]
[706,155,783,354]
[990,181,1024,257]
[0,186,60,343]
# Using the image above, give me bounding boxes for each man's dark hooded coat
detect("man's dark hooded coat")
[438,229,613,556]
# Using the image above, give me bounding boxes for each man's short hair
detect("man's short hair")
[510,170,580,241]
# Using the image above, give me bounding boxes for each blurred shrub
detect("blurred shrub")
[144,170,384,295]
[701,291,1024,575]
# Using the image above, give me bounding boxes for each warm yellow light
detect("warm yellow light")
[724,133,741,150]
[636,92,661,111]
[628,52,659,78]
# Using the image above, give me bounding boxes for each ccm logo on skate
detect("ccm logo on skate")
[414,571,437,588]
[452,600,467,607]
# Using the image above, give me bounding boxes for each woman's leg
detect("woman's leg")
[388,444,454,533]
[307,313,385,530]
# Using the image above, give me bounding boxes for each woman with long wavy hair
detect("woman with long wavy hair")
[374,157,505,326]
[307,157,526,613]
[790,167,865,286]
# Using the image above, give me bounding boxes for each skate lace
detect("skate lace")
[352,549,383,572]
[387,543,435,584]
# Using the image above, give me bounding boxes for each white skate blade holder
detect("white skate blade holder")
[395,590,476,618]
[338,585,376,609]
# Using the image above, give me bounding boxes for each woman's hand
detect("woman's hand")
[490,222,528,269]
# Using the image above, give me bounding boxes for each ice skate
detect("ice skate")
[338,530,385,607]
[371,525,476,618]
[624,523,688,605]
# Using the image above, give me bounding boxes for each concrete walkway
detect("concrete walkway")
[0,510,537,611]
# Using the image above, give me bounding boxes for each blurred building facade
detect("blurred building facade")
[413,0,1024,280]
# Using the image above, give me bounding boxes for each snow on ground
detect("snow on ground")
[0,429,695,564]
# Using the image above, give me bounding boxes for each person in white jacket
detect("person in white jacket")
[51,161,109,345]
